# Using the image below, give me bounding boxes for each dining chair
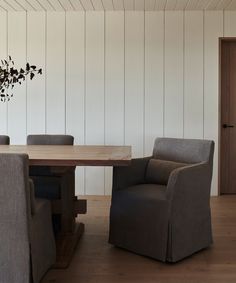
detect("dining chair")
[0,153,56,283]
[0,135,10,145]
[109,137,214,262]
[27,134,75,234]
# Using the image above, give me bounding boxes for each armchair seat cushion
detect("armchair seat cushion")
[119,184,167,201]
[146,159,187,185]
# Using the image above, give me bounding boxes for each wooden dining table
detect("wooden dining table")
[0,144,132,268]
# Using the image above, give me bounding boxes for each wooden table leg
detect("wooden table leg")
[54,222,85,268]
[50,168,87,269]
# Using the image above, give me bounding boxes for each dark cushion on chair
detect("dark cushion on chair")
[121,183,167,201]
[27,134,74,145]
[145,159,187,185]
[0,135,10,145]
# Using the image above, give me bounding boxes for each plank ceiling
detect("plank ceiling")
[0,0,235,12]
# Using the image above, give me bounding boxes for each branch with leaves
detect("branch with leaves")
[0,56,42,102]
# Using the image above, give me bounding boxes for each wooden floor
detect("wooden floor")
[42,195,236,283]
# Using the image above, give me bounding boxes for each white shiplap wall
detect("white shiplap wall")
[0,10,235,195]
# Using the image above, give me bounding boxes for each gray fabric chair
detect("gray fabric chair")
[0,153,56,283]
[27,134,75,234]
[0,135,10,145]
[109,137,215,262]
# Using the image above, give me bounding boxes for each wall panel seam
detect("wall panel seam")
[183,10,185,138]
[163,10,165,137]
[104,10,106,195]
[203,10,205,139]
[26,11,28,137]
[45,11,47,134]
[84,11,86,194]
[6,11,8,134]
[65,11,67,135]
[124,11,126,145]
[143,10,145,156]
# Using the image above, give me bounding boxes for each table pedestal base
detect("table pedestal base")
[53,222,85,269]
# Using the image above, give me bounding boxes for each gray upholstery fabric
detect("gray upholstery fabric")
[27,134,75,234]
[109,138,214,262]
[112,157,151,191]
[27,134,74,145]
[153,137,213,164]
[0,154,56,283]
[0,135,10,145]
[110,184,169,260]
[145,159,187,185]
[30,199,56,283]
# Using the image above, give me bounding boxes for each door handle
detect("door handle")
[223,124,234,128]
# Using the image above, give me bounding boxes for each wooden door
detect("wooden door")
[220,39,236,194]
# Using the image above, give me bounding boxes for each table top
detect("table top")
[0,145,132,166]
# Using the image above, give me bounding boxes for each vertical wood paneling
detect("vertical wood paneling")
[85,11,105,195]
[0,10,231,195]
[105,12,124,147]
[46,12,65,134]
[145,11,164,155]
[204,11,223,196]
[124,0,134,10]
[165,11,184,138]
[105,11,124,194]
[0,12,7,134]
[66,11,85,195]
[184,11,204,139]
[224,11,236,36]
[125,11,144,157]
[113,0,124,9]
[27,12,46,135]
[8,12,26,144]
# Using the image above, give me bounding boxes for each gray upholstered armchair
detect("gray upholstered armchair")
[27,134,75,234]
[109,138,214,262]
[0,153,56,283]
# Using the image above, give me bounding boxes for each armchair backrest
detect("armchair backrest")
[27,134,74,145]
[153,138,214,165]
[0,135,10,145]
[0,153,30,283]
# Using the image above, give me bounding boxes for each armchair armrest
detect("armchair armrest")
[112,157,151,191]
[166,161,212,207]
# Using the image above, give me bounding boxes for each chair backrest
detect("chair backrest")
[27,134,74,145]
[0,135,10,145]
[153,138,214,164]
[0,153,30,283]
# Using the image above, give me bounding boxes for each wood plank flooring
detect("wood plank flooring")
[42,195,236,283]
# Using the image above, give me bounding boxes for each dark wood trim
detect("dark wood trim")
[219,38,236,195]
[218,38,222,195]
[29,159,132,167]
[219,37,236,42]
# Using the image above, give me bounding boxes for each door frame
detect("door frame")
[219,37,236,195]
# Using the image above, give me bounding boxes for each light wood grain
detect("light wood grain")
[0,145,131,166]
